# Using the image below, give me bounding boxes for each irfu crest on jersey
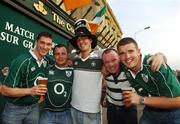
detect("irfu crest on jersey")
[91,61,96,67]
[74,61,78,66]
[66,71,72,77]
[141,74,149,83]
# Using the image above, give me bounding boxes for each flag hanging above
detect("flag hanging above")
[93,5,107,24]
[88,5,107,34]
[64,0,92,11]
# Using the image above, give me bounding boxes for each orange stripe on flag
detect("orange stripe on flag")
[88,22,98,34]
[64,0,92,11]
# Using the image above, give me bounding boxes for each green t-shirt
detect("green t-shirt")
[4,51,51,105]
[123,55,180,97]
[44,65,73,111]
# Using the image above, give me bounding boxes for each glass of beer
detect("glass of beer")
[38,77,48,103]
[121,87,133,107]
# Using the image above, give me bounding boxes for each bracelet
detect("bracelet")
[139,96,145,105]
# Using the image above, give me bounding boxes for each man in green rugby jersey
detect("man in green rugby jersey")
[39,44,73,124]
[117,37,180,124]
[1,32,52,124]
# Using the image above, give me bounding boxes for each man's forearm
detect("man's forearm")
[2,85,31,97]
[143,96,180,108]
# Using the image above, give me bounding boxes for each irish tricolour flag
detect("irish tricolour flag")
[89,5,107,34]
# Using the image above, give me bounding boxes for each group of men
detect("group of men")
[102,39,180,124]
[0,18,179,124]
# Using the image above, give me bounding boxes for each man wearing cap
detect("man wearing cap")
[69,19,102,124]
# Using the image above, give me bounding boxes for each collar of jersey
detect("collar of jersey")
[29,49,45,67]
[55,64,70,70]
[78,50,100,61]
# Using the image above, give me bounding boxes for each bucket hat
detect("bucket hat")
[70,19,97,49]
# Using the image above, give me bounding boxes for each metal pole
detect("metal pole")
[134,26,150,39]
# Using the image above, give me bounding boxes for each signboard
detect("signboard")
[16,0,74,35]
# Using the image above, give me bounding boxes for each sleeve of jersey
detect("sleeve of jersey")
[144,55,180,97]
[4,57,26,88]
[154,64,180,97]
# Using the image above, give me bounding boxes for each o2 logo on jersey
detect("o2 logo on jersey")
[54,83,67,97]
[66,71,72,77]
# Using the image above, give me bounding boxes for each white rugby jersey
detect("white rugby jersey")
[71,50,103,113]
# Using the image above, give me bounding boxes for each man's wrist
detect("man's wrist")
[139,96,145,105]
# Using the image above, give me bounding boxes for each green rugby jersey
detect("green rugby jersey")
[44,65,73,111]
[4,50,51,105]
[123,55,180,97]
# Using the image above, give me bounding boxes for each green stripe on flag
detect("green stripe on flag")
[95,5,107,17]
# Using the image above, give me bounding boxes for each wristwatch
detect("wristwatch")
[139,96,145,105]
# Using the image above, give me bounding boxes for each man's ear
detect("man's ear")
[137,48,141,56]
